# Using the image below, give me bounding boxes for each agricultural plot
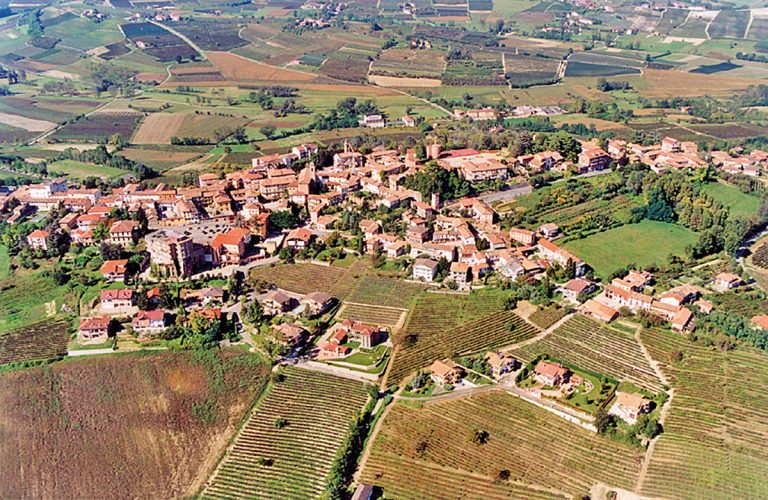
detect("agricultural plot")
[565,62,641,77]
[689,61,741,74]
[511,315,664,392]
[248,260,369,299]
[0,269,68,332]
[528,305,566,330]
[0,318,69,366]
[345,275,425,309]
[443,52,507,85]
[337,303,406,328]
[746,16,768,41]
[708,10,750,39]
[168,19,247,51]
[563,221,698,280]
[701,182,760,216]
[0,349,269,499]
[504,53,560,87]
[390,304,538,383]
[639,328,768,499]
[361,392,641,498]
[318,50,372,83]
[525,195,639,233]
[203,367,368,499]
[688,122,768,140]
[0,97,101,124]
[669,11,713,38]
[132,112,250,144]
[368,48,446,79]
[48,160,126,180]
[50,110,144,143]
[120,22,198,62]
[751,242,768,270]
[655,8,689,34]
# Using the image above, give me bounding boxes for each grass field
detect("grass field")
[0,266,70,333]
[702,182,760,217]
[563,221,698,280]
[639,328,768,499]
[48,159,126,180]
[361,392,641,498]
[203,367,368,499]
[0,349,269,498]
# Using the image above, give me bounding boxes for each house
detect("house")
[339,319,386,348]
[562,278,595,303]
[537,239,585,276]
[274,322,307,346]
[671,307,694,333]
[604,284,652,311]
[413,258,439,282]
[359,114,385,128]
[261,290,293,316]
[577,147,612,173]
[450,262,470,287]
[100,289,134,311]
[694,299,713,314]
[583,299,619,322]
[484,351,518,378]
[750,314,768,331]
[429,359,464,386]
[132,310,168,336]
[285,227,313,249]
[211,227,252,266]
[712,272,743,292]
[100,259,128,282]
[301,291,333,317]
[509,227,536,246]
[181,286,225,307]
[533,360,571,387]
[78,316,111,344]
[612,270,653,292]
[351,483,375,500]
[27,229,49,251]
[608,392,652,424]
[538,223,560,238]
[109,220,138,246]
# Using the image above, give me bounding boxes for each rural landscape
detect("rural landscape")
[1,0,768,498]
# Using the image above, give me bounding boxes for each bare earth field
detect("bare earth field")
[0,349,269,499]
[0,112,55,132]
[132,112,187,144]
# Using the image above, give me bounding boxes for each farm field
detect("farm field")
[132,113,251,144]
[0,267,69,332]
[638,328,768,499]
[389,297,538,383]
[360,392,641,498]
[0,349,270,499]
[511,315,664,392]
[528,305,567,330]
[702,182,760,216]
[563,221,698,280]
[48,159,126,180]
[707,10,751,39]
[0,318,69,366]
[337,303,406,328]
[203,367,369,499]
[368,48,446,79]
[345,275,426,309]
[50,111,144,143]
[248,260,370,299]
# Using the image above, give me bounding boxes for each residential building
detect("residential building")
[100,259,128,282]
[100,289,134,311]
[146,229,199,278]
[712,272,743,292]
[27,229,49,251]
[274,322,307,346]
[537,239,585,276]
[533,360,571,386]
[211,227,252,266]
[109,220,139,246]
[583,299,619,322]
[301,291,333,317]
[286,227,313,249]
[562,278,595,303]
[450,262,470,287]
[413,258,439,282]
[261,290,293,316]
[577,147,612,173]
[608,392,652,424]
[671,307,694,333]
[538,223,560,238]
[429,359,464,386]
[484,351,517,378]
[78,316,111,344]
[509,227,536,246]
[132,310,168,337]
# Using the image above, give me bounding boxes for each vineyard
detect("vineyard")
[345,276,425,309]
[390,301,539,383]
[0,318,70,366]
[511,315,663,392]
[528,306,567,330]
[708,289,768,318]
[337,303,405,328]
[248,260,369,299]
[203,367,368,500]
[360,393,641,498]
[751,242,768,270]
[638,328,768,499]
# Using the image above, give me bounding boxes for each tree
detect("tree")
[594,408,615,434]
[268,210,299,229]
[259,125,276,139]
[469,429,490,445]
[243,300,264,326]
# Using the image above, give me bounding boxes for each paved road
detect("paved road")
[478,183,533,204]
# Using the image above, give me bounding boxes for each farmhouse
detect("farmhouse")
[562,277,596,303]
[534,360,571,387]
[612,270,652,292]
[286,227,313,249]
[671,307,694,333]
[78,316,111,344]
[537,239,585,276]
[577,147,612,173]
[750,315,768,331]
[100,259,129,282]
[609,392,652,425]
[429,359,464,386]
[712,272,743,292]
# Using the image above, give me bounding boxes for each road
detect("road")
[478,182,533,204]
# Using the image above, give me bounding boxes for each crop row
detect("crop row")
[361,393,640,497]
[512,315,663,392]
[0,318,70,366]
[528,306,566,330]
[345,276,425,309]
[337,303,405,327]
[203,367,368,500]
[390,310,539,383]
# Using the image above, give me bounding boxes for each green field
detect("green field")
[702,182,760,217]
[48,160,126,180]
[563,221,698,279]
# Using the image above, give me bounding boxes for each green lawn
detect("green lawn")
[48,160,126,180]
[702,181,760,217]
[563,221,698,280]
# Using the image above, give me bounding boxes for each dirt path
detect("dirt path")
[352,398,392,484]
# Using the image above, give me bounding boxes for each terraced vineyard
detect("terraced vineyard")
[390,306,539,384]
[248,260,369,299]
[709,289,768,318]
[203,367,368,499]
[511,315,663,392]
[345,276,426,309]
[360,393,641,498]
[528,306,567,330]
[0,318,70,366]
[639,328,768,499]
[337,303,405,328]
[751,242,768,270]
